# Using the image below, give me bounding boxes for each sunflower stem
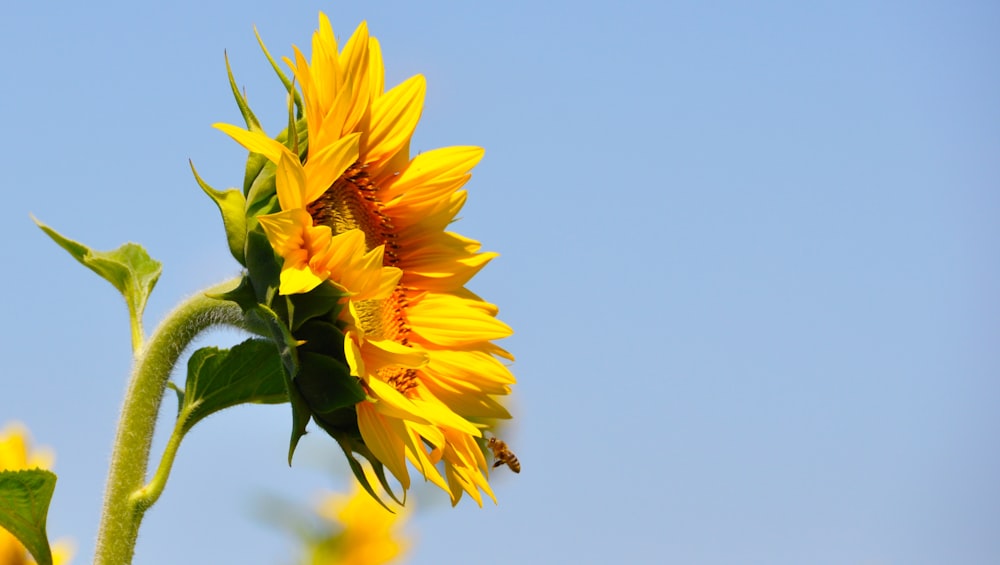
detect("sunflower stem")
[93,278,247,565]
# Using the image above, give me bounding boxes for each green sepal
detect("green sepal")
[243,149,272,200]
[207,274,258,312]
[225,51,265,134]
[33,216,162,325]
[290,119,310,161]
[244,229,281,306]
[245,167,279,220]
[190,161,247,267]
[254,26,304,120]
[241,120,308,215]
[325,432,404,512]
[294,351,364,415]
[293,319,345,355]
[224,50,271,199]
[179,339,288,434]
[0,469,57,565]
[285,86,301,157]
[286,284,348,332]
[284,370,314,466]
[249,302,308,463]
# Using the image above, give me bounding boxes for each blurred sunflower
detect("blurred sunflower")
[303,478,410,565]
[217,13,516,506]
[0,423,74,565]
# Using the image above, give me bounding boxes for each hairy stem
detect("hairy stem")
[93,278,247,565]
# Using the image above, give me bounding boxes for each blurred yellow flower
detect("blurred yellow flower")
[0,423,73,565]
[305,479,409,565]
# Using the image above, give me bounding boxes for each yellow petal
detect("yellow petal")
[302,133,361,206]
[279,265,326,295]
[403,430,449,493]
[357,402,410,489]
[275,150,308,211]
[381,145,483,201]
[366,379,431,423]
[407,293,513,346]
[360,339,428,374]
[213,123,293,164]
[365,75,425,167]
[368,37,385,98]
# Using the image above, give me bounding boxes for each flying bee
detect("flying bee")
[487,437,520,473]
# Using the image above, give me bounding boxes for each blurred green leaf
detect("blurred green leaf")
[0,469,56,565]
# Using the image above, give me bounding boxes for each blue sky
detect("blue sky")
[3,1,998,564]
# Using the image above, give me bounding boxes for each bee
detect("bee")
[487,437,520,473]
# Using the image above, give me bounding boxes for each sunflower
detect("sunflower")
[217,14,516,506]
[0,423,74,565]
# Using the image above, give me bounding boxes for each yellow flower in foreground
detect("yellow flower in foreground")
[0,423,74,565]
[306,480,410,565]
[219,13,516,506]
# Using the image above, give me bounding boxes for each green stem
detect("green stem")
[129,304,144,355]
[129,411,186,512]
[93,278,248,565]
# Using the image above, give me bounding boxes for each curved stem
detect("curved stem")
[93,277,248,565]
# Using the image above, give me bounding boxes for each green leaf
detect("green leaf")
[180,339,288,433]
[190,161,247,267]
[33,216,162,325]
[0,469,57,565]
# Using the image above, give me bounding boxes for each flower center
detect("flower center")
[352,289,411,344]
[380,367,419,394]
[309,161,416,395]
[306,162,400,264]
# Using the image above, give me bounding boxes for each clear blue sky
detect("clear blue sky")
[3,1,998,563]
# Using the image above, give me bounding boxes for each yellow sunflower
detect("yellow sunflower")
[0,423,74,565]
[218,13,516,506]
